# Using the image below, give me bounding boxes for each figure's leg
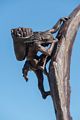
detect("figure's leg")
[38,55,50,77]
[35,69,50,99]
[37,54,49,77]
[29,59,38,70]
[38,54,47,70]
[22,60,30,81]
[36,39,58,71]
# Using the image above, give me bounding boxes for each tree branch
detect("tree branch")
[48,5,80,120]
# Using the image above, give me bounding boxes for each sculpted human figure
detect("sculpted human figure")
[11,17,68,99]
[22,17,68,79]
[11,28,57,99]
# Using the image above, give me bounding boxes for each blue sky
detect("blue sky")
[0,0,80,120]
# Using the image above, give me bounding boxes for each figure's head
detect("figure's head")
[11,27,33,61]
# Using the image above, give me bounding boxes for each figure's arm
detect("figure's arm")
[22,60,30,81]
[35,39,58,56]
[49,17,69,34]
[37,44,50,56]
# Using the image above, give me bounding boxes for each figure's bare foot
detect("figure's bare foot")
[42,91,51,99]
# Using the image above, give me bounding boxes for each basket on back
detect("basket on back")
[11,28,33,61]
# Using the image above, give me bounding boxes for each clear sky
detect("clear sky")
[0,0,80,120]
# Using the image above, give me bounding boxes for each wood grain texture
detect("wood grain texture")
[49,5,80,120]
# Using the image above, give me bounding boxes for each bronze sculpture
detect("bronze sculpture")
[11,17,68,99]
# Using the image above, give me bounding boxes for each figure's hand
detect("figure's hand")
[23,74,28,82]
[22,68,29,82]
[60,17,69,22]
